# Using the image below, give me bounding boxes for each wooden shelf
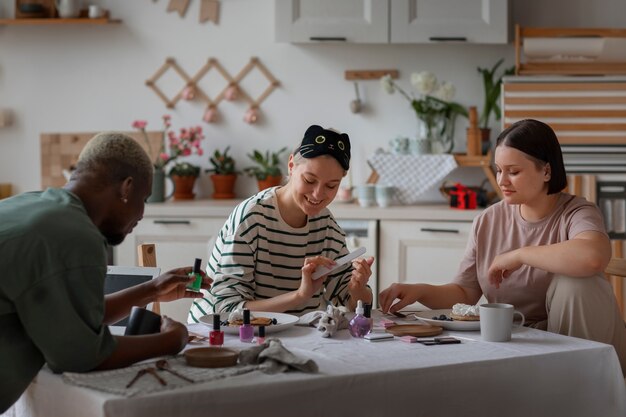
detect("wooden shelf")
[453,151,502,200]
[0,17,120,25]
[515,25,626,76]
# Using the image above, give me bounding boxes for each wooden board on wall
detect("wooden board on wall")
[40,131,163,188]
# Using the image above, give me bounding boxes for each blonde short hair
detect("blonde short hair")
[76,132,153,185]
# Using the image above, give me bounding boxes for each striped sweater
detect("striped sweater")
[188,187,353,322]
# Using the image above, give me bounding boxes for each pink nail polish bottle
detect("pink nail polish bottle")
[209,314,224,347]
[239,308,254,342]
[256,326,266,345]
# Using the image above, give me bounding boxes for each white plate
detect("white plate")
[414,309,481,331]
[199,311,299,334]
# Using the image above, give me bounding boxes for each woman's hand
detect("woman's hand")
[347,257,375,308]
[151,267,213,303]
[297,256,333,301]
[487,250,522,289]
[379,283,421,314]
[348,256,374,291]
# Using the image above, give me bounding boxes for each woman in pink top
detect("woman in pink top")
[380,119,626,374]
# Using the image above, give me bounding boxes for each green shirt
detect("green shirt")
[0,188,116,413]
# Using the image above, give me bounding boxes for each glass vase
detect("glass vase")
[416,113,457,154]
[147,167,166,203]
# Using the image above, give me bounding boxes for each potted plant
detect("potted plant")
[206,146,238,199]
[243,147,288,191]
[169,162,201,200]
[477,58,515,154]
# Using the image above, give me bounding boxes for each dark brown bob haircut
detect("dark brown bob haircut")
[495,119,567,195]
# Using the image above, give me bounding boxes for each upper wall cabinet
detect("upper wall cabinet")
[275,0,389,43]
[275,0,510,44]
[391,0,509,44]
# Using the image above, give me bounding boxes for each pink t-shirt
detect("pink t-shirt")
[453,193,608,323]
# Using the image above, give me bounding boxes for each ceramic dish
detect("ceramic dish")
[184,347,239,368]
[199,311,299,334]
[414,309,481,331]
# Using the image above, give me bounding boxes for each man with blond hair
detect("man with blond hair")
[0,132,211,413]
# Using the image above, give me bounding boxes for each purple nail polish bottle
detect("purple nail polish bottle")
[349,300,372,338]
[239,308,254,342]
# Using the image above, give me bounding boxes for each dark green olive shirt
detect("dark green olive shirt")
[0,188,116,413]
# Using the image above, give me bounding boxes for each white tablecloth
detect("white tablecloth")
[5,322,626,417]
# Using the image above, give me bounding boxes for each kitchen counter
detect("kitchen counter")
[143,199,482,222]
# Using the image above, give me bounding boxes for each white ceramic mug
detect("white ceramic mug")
[479,303,525,342]
[88,5,103,18]
[375,185,394,207]
[355,184,376,207]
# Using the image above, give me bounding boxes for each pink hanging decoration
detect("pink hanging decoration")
[203,106,218,123]
[182,85,196,101]
[244,107,259,124]
[224,85,239,101]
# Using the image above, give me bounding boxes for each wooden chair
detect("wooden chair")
[606,257,626,314]
[138,243,161,314]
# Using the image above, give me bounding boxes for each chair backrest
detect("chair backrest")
[606,258,626,277]
[138,244,161,314]
[605,257,626,314]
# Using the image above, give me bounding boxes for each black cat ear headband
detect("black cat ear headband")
[296,125,351,170]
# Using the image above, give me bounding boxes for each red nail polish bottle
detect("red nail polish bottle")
[209,314,224,347]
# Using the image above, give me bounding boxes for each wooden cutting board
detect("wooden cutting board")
[385,324,443,337]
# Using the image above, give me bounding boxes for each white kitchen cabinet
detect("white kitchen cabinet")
[115,217,225,269]
[391,0,510,44]
[379,219,473,308]
[275,0,509,44]
[275,0,389,43]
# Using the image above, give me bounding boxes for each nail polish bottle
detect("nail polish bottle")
[209,313,224,347]
[349,300,372,338]
[239,308,254,342]
[256,326,266,345]
[187,258,203,292]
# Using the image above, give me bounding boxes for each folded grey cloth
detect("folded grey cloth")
[238,338,318,374]
[297,305,349,337]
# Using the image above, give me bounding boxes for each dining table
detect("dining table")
[4,314,626,417]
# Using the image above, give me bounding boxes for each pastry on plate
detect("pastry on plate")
[226,309,276,326]
[450,303,480,321]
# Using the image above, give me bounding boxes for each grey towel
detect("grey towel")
[238,338,318,374]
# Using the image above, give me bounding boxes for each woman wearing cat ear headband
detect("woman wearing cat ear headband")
[189,125,374,320]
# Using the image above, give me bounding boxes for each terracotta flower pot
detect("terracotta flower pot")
[210,174,237,199]
[171,175,197,200]
[257,175,282,191]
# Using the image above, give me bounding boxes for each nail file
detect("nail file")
[311,247,366,280]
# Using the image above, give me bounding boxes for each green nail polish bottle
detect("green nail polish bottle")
[187,258,203,292]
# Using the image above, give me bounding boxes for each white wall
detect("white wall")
[0,0,625,200]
